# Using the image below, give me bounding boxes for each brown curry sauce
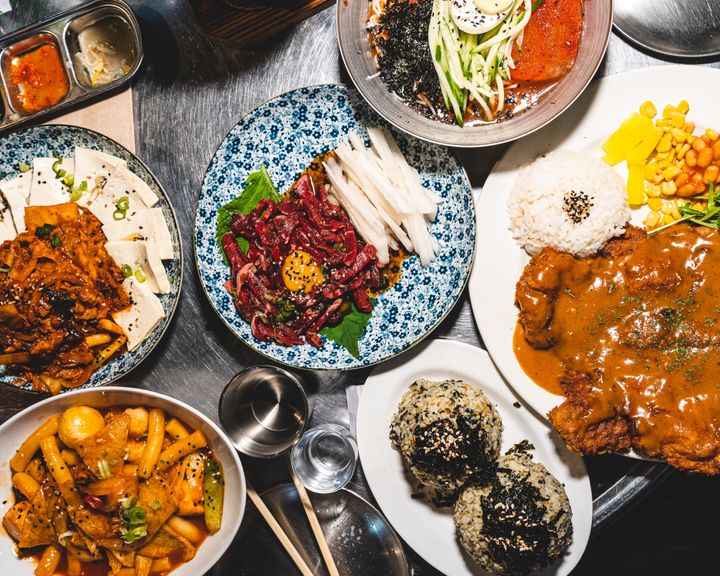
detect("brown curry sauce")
[514,224,720,472]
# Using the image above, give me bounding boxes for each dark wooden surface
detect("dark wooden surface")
[0,1,718,575]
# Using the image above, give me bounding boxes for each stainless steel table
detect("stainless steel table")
[0,1,716,574]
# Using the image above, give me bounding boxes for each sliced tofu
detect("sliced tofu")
[148,207,173,260]
[113,165,159,208]
[104,240,169,294]
[86,171,152,226]
[145,241,170,293]
[0,194,16,243]
[0,173,31,233]
[102,207,174,260]
[112,277,165,352]
[74,147,126,207]
[30,157,74,206]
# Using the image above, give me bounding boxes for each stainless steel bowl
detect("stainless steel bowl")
[219,365,309,458]
[336,0,612,147]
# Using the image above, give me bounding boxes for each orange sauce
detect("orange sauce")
[514,224,720,463]
[513,322,563,395]
[10,44,69,113]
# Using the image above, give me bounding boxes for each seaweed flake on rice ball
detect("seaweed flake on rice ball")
[507,150,630,258]
[454,441,573,576]
[389,378,503,500]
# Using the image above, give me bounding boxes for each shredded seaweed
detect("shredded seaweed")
[371,0,448,122]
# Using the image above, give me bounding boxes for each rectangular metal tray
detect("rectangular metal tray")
[0,0,142,134]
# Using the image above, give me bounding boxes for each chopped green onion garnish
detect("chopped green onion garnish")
[116,196,130,211]
[113,210,126,221]
[35,224,55,238]
[18,162,31,173]
[97,459,112,480]
[121,264,133,278]
[70,187,83,201]
[52,159,62,173]
[134,269,146,283]
[64,174,75,187]
[0,265,10,274]
[50,234,61,249]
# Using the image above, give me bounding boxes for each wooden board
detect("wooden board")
[188,0,335,47]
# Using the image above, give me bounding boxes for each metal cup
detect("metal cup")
[219,365,309,459]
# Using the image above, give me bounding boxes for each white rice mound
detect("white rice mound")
[507,150,630,258]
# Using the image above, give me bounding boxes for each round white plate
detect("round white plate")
[468,64,720,422]
[357,339,591,576]
[0,387,246,576]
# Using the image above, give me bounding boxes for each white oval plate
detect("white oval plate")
[0,387,246,576]
[357,339,591,576]
[468,65,720,422]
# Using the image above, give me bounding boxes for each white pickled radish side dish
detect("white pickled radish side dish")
[322,128,441,268]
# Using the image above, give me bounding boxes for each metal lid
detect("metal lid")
[614,0,720,59]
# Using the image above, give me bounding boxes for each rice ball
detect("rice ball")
[390,378,503,499]
[454,443,573,575]
[507,149,630,258]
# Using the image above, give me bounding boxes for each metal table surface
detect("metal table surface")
[0,1,716,574]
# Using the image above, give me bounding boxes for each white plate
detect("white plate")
[357,339,592,576]
[468,64,720,422]
[0,387,246,576]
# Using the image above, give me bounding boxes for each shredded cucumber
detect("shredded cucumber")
[429,0,533,125]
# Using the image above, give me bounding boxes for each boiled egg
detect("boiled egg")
[451,0,513,35]
[282,249,325,293]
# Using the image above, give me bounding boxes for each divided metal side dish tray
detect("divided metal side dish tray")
[0,0,142,133]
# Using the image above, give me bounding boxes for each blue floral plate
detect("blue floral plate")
[195,85,474,369]
[0,125,183,392]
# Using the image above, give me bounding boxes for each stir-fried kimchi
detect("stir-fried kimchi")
[0,203,129,393]
[3,405,224,576]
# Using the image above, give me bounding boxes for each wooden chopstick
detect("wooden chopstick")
[246,480,315,576]
[288,456,340,576]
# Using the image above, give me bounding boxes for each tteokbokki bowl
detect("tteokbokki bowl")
[0,387,245,576]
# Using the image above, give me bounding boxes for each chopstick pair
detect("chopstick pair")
[246,462,340,576]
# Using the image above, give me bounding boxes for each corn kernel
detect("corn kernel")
[677,100,690,114]
[672,207,682,220]
[657,159,671,170]
[692,202,705,210]
[685,121,696,134]
[677,143,691,160]
[707,128,719,141]
[661,180,678,195]
[678,159,686,169]
[647,197,663,211]
[663,166,682,181]
[640,101,657,118]
[647,184,662,197]
[656,133,673,153]
[670,112,686,128]
[663,105,676,119]
[671,128,688,143]
[653,173,665,184]
[644,210,661,227]
[657,118,671,128]
[656,152,669,161]
[661,201,675,214]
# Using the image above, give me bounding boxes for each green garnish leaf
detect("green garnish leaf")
[50,234,61,249]
[35,224,55,238]
[319,302,373,358]
[18,162,31,173]
[216,165,280,262]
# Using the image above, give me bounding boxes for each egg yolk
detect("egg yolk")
[282,250,325,293]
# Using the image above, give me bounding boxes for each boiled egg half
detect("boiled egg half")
[451,0,514,35]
